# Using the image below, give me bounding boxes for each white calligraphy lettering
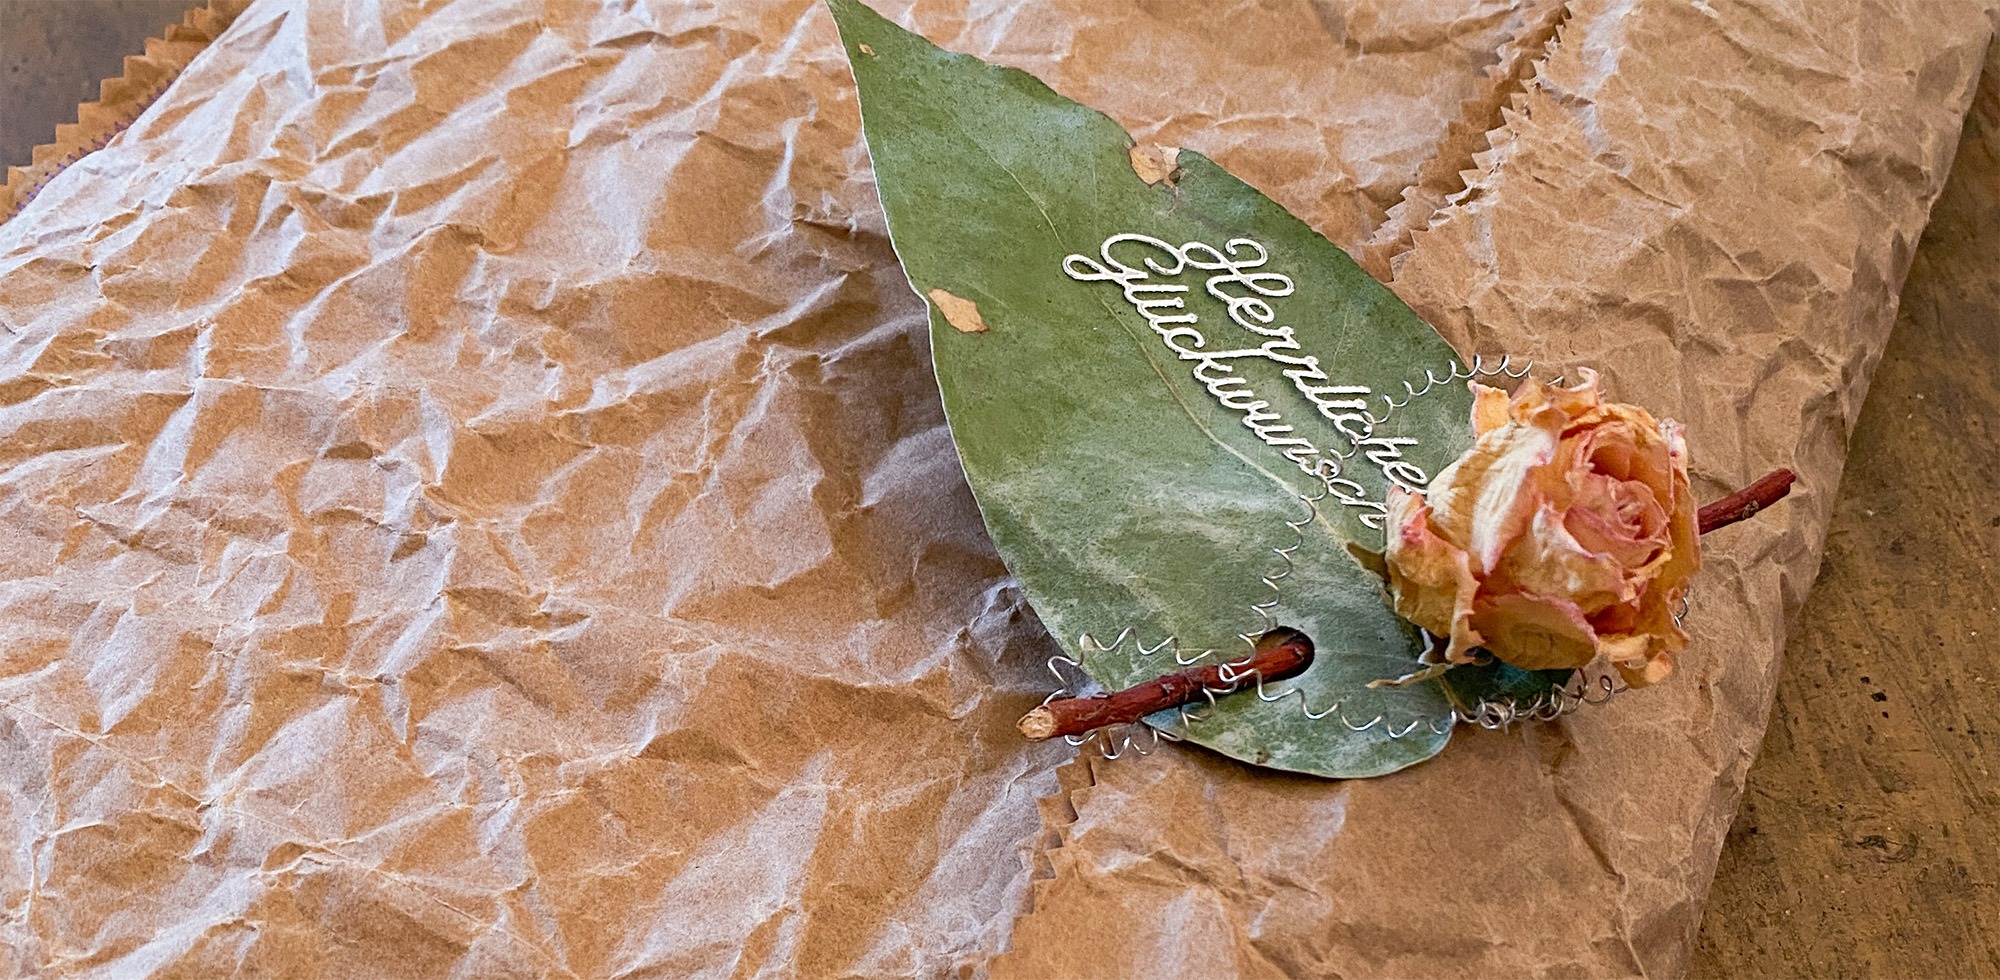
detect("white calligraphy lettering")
[1064,233,1425,516]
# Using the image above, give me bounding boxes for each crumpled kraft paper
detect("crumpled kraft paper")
[0,0,1588,975]
[0,0,1988,977]
[998,1,1997,977]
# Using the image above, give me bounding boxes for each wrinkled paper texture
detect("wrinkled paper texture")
[0,0,1989,976]
[1000,2,1996,977]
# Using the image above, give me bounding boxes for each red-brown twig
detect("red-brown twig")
[1698,467,1796,534]
[1019,468,1797,742]
[1016,627,1314,741]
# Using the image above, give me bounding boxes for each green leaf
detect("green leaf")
[832,0,1505,777]
[1443,660,1578,719]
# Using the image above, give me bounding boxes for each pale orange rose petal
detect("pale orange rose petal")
[1536,366,1602,420]
[1654,419,1701,592]
[1386,373,1701,684]
[1507,367,1601,428]
[1574,405,1675,501]
[1586,596,1641,635]
[1618,655,1676,687]
[1564,474,1671,572]
[1604,629,1683,688]
[1505,377,1551,419]
[1603,576,1692,687]
[1425,408,1562,573]
[1597,632,1652,664]
[1471,382,1511,435]
[1498,502,1627,615]
[1382,489,1484,660]
[1470,592,1599,671]
[1599,632,1667,687]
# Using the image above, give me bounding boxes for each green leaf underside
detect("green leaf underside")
[1444,661,1579,713]
[832,0,1566,777]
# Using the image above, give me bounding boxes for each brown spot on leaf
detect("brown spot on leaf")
[928,288,989,333]
[1128,143,1181,186]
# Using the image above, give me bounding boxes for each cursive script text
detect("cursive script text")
[1063,233,1430,525]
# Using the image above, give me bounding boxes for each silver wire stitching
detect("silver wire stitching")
[1043,354,1629,761]
[1046,633,1194,759]
[1364,352,1540,428]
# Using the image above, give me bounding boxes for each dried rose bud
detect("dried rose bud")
[1383,369,1700,687]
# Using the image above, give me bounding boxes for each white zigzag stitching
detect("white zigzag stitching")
[1045,354,1635,761]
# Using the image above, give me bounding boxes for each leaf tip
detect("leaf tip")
[825,0,891,51]
[928,288,989,333]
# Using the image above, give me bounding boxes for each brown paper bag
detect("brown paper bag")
[1000,1,1995,975]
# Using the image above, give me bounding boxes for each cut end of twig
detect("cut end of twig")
[1017,706,1059,740]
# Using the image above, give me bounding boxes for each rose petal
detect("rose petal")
[1383,489,1484,660]
[1572,404,1675,501]
[1472,382,1512,435]
[1539,367,1603,420]
[1425,411,1562,573]
[1654,418,1701,593]
[1470,592,1599,671]
[1564,474,1670,571]
[1498,502,1628,614]
[1587,597,1641,635]
[1617,655,1676,687]
[1605,630,1680,687]
[1602,578,1692,687]
[1383,374,1702,687]
[1505,368,1601,423]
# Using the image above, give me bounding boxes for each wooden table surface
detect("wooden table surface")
[1691,38,2000,980]
[0,1,193,172]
